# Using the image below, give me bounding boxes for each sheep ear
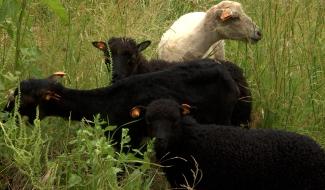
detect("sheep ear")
[181,104,191,115]
[42,90,61,101]
[130,106,145,118]
[219,8,235,21]
[92,41,108,51]
[137,40,151,52]
[47,71,66,81]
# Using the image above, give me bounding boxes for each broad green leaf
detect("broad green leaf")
[41,0,68,23]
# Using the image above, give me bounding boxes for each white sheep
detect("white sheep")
[158,1,262,61]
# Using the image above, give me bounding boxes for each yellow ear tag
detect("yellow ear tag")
[181,104,191,115]
[48,71,66,81]
[44,91,61,101]
[53,71,66,77]
[97,42,107,50]
[220,8,232,21]
[130,107,141,118]
[45,94,52,101]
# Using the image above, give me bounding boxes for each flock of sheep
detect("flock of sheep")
[2,1,325,190]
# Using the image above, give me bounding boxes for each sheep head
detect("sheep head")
[207,1,262,43]
[130,99,192,149]
[92,37,151,82]
[3,72,65,123]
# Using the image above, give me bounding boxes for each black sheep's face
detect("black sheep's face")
[4,78,61,123]
[92,38,151,82]
[148,118,179,151]
[109,47,139,82]
[130,99,191,150]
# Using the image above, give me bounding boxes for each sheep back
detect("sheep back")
[156,121,325,190]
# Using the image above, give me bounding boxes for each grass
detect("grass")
[0,0,324,189]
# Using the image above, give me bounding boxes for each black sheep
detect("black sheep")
[93,37,251,127]
[4,60,239,148]
[131,99,325,190]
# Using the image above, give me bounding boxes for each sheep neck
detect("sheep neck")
[135,58,150,73]
[43,86,124,122]
[185,16,221,58]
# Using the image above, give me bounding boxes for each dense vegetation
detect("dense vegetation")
[0,0,324,189]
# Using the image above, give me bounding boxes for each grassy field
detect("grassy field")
[0,0,324,189]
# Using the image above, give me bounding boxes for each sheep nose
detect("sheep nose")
[250,28,262,43]
[255,30,262,40]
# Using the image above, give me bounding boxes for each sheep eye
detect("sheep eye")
[227,17,240,22]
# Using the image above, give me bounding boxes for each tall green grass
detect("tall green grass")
[0,0,324,189]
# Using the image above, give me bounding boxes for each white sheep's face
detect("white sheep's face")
[210,1,262,43]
